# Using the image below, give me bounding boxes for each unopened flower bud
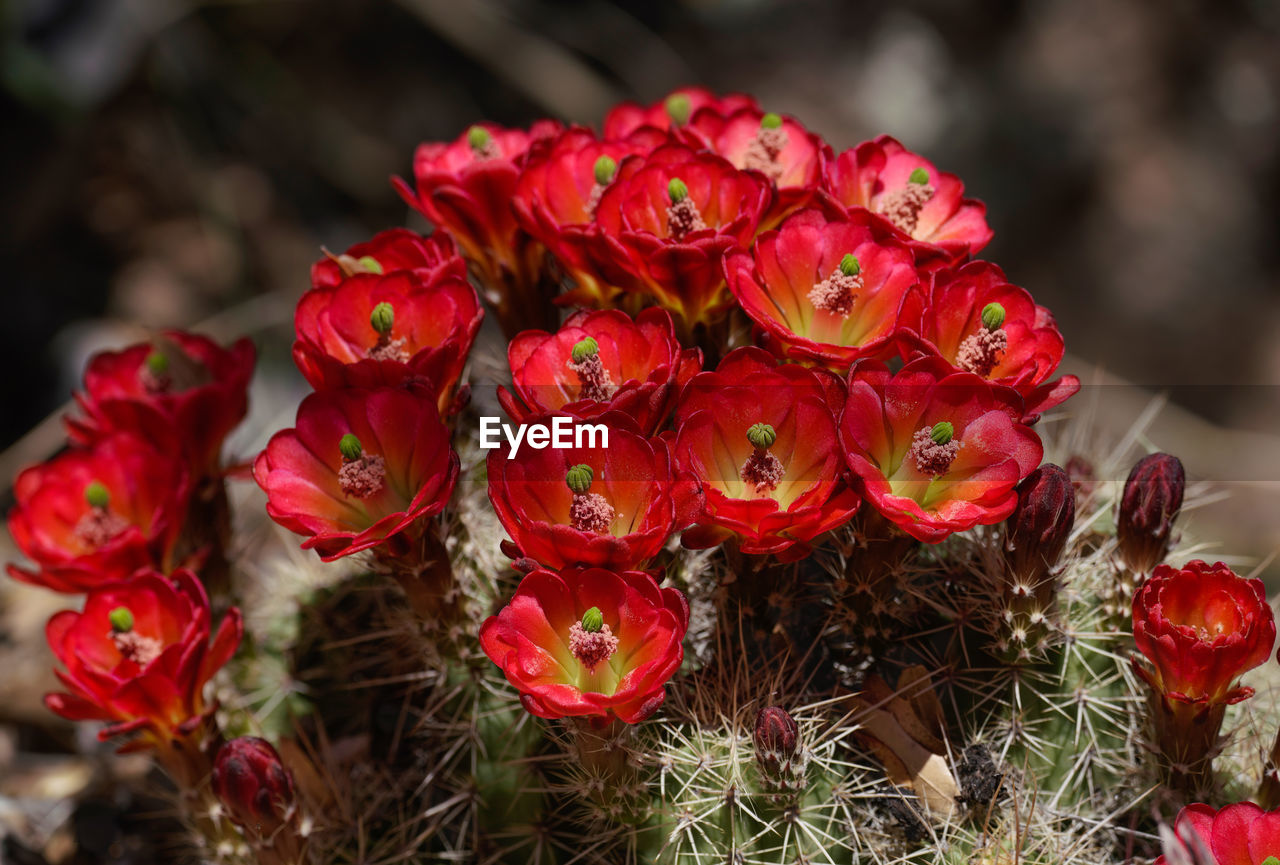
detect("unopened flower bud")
[467,125,492,153]
[1117,453,1185,573]
[370,301,395,336]
[357,255,383,275]
[930,421,954,445]
[839,253,861,277]
[565,464,594,494]
[339,433,363,462]
[570,336,599,363]
[754,706,806,791]
[760,112,783,130]
[981,302,1006,331]
[747,422,776,450]
[908,167,930,185]
[665,93,692,126]
[1005,464,1075,583]
[108,606,134,633]
[84,480,111,510]
[581,606,604,633]
[668,177,689,204]
[211,737,297,841]
[593,155,617,186]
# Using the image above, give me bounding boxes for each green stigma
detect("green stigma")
[665,93,692,126]
[108,606,134,633]
[746,422,777,450]
[981,302,1006,331]
[581,606,604,633]
[839,254,861,277]
[84,480,110,510]
[760,112,783,130]
[144,350,169,377]
[339,433,363,461]
[570,337,599,363]
[930,421,955,445]
[667,177,689,204]
[565,464,594,494]
[593,155,617,186]
[357,255,383,275]
[467,125,492,152]
[908,167,930,185]
[370,301,395,337]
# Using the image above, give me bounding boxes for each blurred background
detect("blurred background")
[0,0,1278,860]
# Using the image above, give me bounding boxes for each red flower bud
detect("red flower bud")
[1117,453,1185,573]
[1004,463,1075,583]
[753,706,806,792]
[212,737,297,841]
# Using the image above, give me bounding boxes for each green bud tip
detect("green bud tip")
[593,155,617,186]
[565,464,594,494]
[357,255,383,275]
[370,301,395,336]
[108,606,134,633]
[981,302,1006,331]
[144,350,169,376]
[839,253,861,277]
[908,167,930,185]
[667,177,689,204]
[1261,858,1280,865]
[746,422,777,450]
[467,125,492,152]
[665,93,692,126]
[760,112,783,130]
[581,606,604,633]
[339,433,363,461]
[84,480,110,510]
[930,421,955,445]
[570,336,599,363]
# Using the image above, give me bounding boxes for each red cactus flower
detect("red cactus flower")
[43,569,242,746]
[292,267,483,414]
[497,307,701,436]
[253,384,459,561]
[1133,560,1275,711]
[7,433,190,593]
[393,120,563,337]
[687,107,827,224]
[671,347,861,559]
[602,86,759,140]
[838,356,1043,543]
[823,136,993,265]
[1156,802,1280,865]
[479,566,688,723]
[896,261,1079,419]
[486,414,683,571]
[724,208,920,371]
[512,126,661,309]
[591,144,772,334]
[66,331,255,478]
[310,227,467,290]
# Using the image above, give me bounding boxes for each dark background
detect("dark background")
[2,0,1278,462]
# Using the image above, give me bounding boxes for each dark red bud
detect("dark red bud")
[754,705,799,774]
[211,737,296,839]
[1117,453,1185,573]
[1005,463,1075,582]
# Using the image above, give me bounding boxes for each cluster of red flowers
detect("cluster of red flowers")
[6,331,253,756]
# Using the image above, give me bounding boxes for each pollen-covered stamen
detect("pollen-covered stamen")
[136,348,174,394]
[336,434,386,499]
[367,301,410,363]
[807,253,863,317]
[876,167,935,235]
[665,177,706,241]
[740,422,785,494]
[467,125,499,160]
[566,337,616,402]
[908,421,961,478]
[956,302,1008,378]
[566,464,615,534]
[108,607,163,667]
[568,607,619,674]
[74,480,130,547]
[743,113,789,181]
[586,155,617,217]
